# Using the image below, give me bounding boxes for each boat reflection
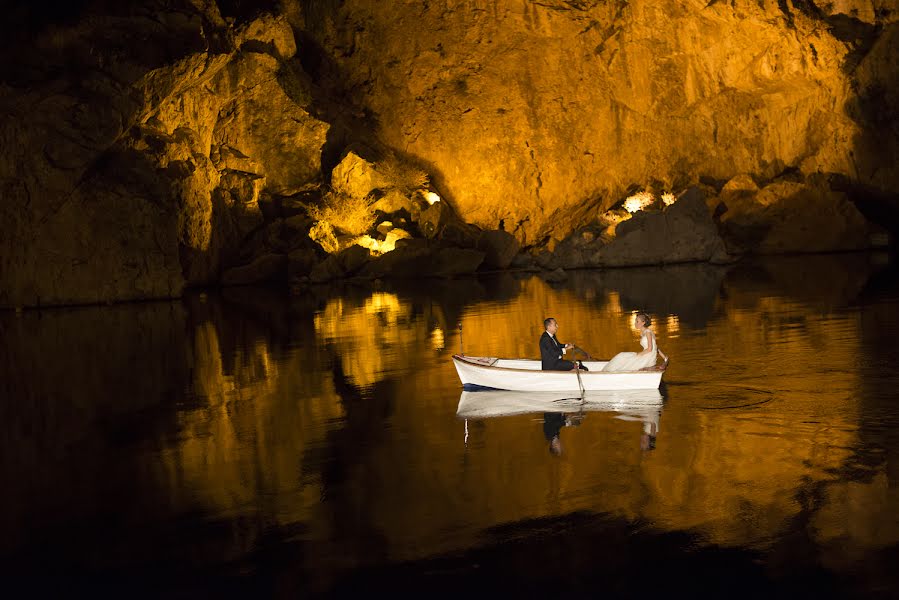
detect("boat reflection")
[457,388,665,454]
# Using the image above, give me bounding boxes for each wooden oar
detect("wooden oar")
[572,345,593,360]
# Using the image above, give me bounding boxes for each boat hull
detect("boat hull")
[452,355,665,392]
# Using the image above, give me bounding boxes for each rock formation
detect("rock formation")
[0,0,896,307]
[298,0,898,243]
[0,3,327,307]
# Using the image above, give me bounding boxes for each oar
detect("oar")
[572,345,593,360]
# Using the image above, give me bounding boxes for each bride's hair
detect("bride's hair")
[636,312,651,327]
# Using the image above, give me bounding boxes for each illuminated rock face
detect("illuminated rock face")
[299,0,898,243]
[1,0,896,307]
[0,5,327,307]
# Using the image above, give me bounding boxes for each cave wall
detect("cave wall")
[1,0,897,308]
[296,0,898,243]
[0,1,327,308]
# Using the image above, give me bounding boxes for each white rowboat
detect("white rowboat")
[452,354,666,392]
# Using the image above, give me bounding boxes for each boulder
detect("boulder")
[360,243,433,279]
[579,187,727,267]
[288,246,324,280]
[510,253,539,270]
[431,248,486,277]
[309,245,372,282]
[418,200,454,239]
[384,228,412,247]
[331,150,391,200]
[221,253,287,285]
[718,178,882,254]
[372,189,414,215]
[475,229,520,269]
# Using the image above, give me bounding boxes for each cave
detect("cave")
[1,0,897,308]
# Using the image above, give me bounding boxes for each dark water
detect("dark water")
[2,253,899,598]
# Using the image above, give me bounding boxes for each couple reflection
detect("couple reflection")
[456,388,663,456]
[542,410,583,456]
[541,406,659,456]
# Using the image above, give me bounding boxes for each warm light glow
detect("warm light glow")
[424,191,441,205]
[364,291,402,315]
[661,192,676,206]
[666,314,680,334]
[623,191,654,213]
[354,228,411,255]
[355,235,393,255]
[431,326,445,350]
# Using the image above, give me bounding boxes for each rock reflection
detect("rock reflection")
[1,255,897,595]
[568,263,729,329]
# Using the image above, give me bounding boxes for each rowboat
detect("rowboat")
[451,354,667,392]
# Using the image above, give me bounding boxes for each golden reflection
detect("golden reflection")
[666,314,680,334]
[313,291,434,387]
[661,192,676,206]
[431,326,445,350]
[140,261,894,572]
[158,311,344,530]
[359,271,880,562]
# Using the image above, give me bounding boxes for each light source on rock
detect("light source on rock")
[623,191,654,213]
[354,228,411,255]
[424,191,441,205]
[661,192,676,206]
[355,234,393,255]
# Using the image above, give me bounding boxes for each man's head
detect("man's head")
[549,435,562,456]
[544,317,558,335]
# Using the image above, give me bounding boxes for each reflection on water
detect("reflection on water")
[457,389,665,457]
[1,253,899,596]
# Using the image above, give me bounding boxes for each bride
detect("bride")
[602,312,667,372]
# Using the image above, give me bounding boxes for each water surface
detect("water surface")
[2,253,898,598]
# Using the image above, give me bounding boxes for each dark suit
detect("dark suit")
[540,331,575,371]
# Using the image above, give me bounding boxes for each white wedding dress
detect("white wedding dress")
[602,330,658,372]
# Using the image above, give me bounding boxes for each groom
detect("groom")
[540,318,587,371]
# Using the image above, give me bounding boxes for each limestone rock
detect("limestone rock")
[358,243,484,279]
[475,229,520,270]
[418,201,454,240]
[234,13,297,58]
[209,52,328,196]
[572,188,727,268]
[0,4,330,307]
[372,189,414,215]
[309,245,371,282]
[719,178,881,254]
[221,253,287,285]
[288,246,324,280]
[331,151,391,200]
[303,0,897,243]
[431,248,486,278]
[360,244,433,279]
